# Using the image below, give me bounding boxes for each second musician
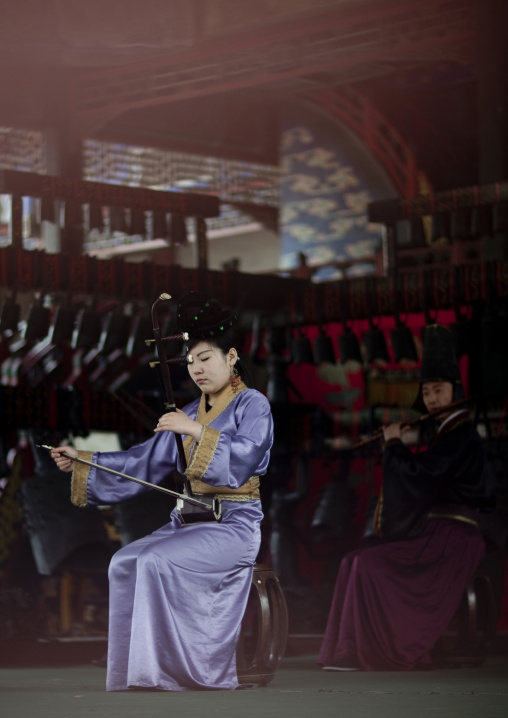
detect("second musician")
[318,324,495,671]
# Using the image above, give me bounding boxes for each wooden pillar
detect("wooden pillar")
[9,194,23,249]
[195,216,208,270]
[43,70,84,255]
[477,0,508,185]
[476,1,508,260]
[383,224,396,278]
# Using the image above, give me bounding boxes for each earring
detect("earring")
[230,364,239,393]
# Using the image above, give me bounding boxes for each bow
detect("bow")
[36,445,222,521]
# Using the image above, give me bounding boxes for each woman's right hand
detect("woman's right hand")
[50,446,77,473]
[382,422,403,442]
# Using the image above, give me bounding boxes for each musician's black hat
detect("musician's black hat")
[176,291,237,340]
[413,324,464,412]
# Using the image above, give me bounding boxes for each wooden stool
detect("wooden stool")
[237,564,288,686]
[433,571,498,667]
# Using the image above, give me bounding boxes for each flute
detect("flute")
[352,396,475,449]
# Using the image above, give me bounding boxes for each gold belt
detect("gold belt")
[192,493,258,503]
[189,475,260,502]
[427,512,479,528]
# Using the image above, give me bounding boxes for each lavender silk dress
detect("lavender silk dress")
[72,385,273,691]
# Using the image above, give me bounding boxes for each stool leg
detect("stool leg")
[237,565,288,686]
[461,581,478,656]
[60,572,74,635]
[433,571,498,667]
[253,573,273,668]
[473,573,498,660]
[262,577,289,666]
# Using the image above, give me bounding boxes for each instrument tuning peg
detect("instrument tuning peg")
[149,355,193,369]
[145,331,189,346]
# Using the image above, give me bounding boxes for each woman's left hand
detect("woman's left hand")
[154,409,203,441]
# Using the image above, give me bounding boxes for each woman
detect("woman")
[51,292,273,691]
[318,324,495,671]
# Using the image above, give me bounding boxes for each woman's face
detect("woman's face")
[421,381,454,415]
[187,341,237,402]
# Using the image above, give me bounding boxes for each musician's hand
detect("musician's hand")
[382,422,405,442]
[51,446,77,473]
[154,409,203,441]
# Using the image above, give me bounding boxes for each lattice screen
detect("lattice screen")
[83,139,279,243]
[0,127,47,247]
[0,127,47,174]
[0,133,279,250]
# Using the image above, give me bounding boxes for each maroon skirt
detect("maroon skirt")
[318,513,485,670]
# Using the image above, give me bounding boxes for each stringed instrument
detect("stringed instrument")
[39,293,223,524]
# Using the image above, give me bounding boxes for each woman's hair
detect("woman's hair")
[178,291,252,386]
[187,327,251,387]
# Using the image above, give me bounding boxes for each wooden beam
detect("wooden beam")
[0,170,220,218]
[368,181,508,224]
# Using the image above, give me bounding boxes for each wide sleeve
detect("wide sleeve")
[185,391,273,490]
[375,431,473,540]
[72,430,179,507]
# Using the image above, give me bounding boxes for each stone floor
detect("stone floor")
[1,655,507,718]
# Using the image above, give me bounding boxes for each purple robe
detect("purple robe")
[318,514,485,670]
[319,412,493,671]
[78,387,273,691]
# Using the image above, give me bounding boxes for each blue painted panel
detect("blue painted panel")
[279,105,396,280]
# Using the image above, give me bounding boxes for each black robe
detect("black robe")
[375,410,495,541]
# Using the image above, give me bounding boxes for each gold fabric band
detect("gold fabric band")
[71,450,94,507]
[190,475,260,501]
[183,378,260,499]
[427,512,479,528]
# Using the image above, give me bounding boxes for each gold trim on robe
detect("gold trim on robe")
[373,489,384,537]
[183,378,260,501]
[71,451,94,507]
[427,511,479,528]
[70,378,260,507]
